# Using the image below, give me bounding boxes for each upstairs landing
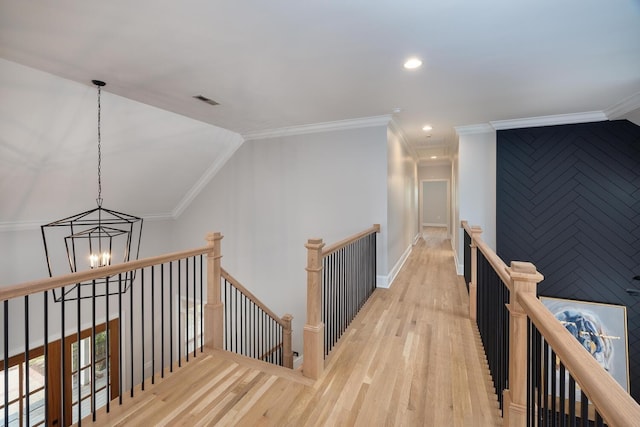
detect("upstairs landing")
[87,227,501,426]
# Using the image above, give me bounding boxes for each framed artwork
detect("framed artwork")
[540,296,630,395]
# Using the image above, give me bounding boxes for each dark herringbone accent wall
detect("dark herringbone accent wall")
[496,120,640,401]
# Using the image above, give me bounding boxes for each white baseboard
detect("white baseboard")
[293,355,303,369]
[412,232,421,246]
[451,239,463,275]
[377,243,413,289]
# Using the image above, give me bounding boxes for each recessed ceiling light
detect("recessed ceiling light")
[422,125,432,132]
[430,156,438,159]
[403,57,422,69]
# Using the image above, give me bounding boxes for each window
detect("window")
[180,298,203,355]
[0,352,46,427]
[64,320,119,425]
[0,319,119,427]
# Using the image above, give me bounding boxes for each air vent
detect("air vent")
[193,95,220,106]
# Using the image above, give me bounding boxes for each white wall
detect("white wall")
[625,107,640,126]
[456,130,496,269]
[422,181,448,226]
[174,125,389,354]
[385,127,418,287]
[418,164,451,181]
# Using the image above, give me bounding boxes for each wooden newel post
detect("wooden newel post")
[204,232,224,350]
[504,261,543,427]
[469,226,482,322]
[282,314,294,369]
[303,238,325,380]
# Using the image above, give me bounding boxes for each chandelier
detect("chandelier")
[41,80,143,302]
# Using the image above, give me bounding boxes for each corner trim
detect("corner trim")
[172,137,244,218]
[604,91,640,119]
[490,111,607,130]
[242,115,392,141]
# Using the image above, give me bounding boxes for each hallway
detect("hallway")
[91,227,502,426]
[290,227,502,425]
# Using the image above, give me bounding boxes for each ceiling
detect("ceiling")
[1,0,639,226]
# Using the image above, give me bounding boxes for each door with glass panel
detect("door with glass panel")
[64,320,119,426]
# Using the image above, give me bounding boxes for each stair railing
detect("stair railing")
[0,231,292,426]
[462,221,640,427]
[303,224,380,379]
[220,268,293,368]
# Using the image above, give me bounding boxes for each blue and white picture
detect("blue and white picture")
[541,296,629,394]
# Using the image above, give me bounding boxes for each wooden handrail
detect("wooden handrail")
[519,292,640,426]
[463,219,640,426]
[321,224,380,257]
[461,220,471,235]
[0,246,213,302]
[461,221,511,289]
[220,268,288,329]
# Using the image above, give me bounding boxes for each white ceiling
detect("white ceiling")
[1,0,639,226]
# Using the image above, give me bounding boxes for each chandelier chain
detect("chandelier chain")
[97,84,102,207]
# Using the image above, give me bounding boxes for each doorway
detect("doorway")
[420,179,450,235]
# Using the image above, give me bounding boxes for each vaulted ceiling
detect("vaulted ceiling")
[1,0,639,227]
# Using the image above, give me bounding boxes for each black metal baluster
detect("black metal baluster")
[44,290,49,426]
[526,319,531,427]
[77,286,81,425]
[141,268,145,391]
[161,264,165,378]
[261,311,265,361]
[250,301,254,359]
[580,393,589,427]
[178,260,182,367]
[130,271,134,398]
[151,266,155,384]
[595,411,603,427]
[569,376,576,427]
[185,259,189,362]
[236,288,240,354]
[24,295,30,426]
[105,278,110,413]
[199,256,204,352]
[559,362,566,427]
[551,350,557,424]
[224,279,228,350]
[243,296,247,356]
[91,280,96,421]
[193,256,196,357]
[4,300,8,427]
[542,340,549,426]
[169,262,173,373]
[118,275,123,405]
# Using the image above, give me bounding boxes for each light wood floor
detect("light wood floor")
[87,227,502,426]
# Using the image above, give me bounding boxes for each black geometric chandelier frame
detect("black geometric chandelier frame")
[41,80,143,302]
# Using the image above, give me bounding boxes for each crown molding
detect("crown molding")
[172,136,244,218]
[0,212,176,232]
[604,91,640,119]
[242,115,392,141]
[454,123,494,135]
[389,118,419,161]
[0,220,46,232]
[490,111,607,130]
